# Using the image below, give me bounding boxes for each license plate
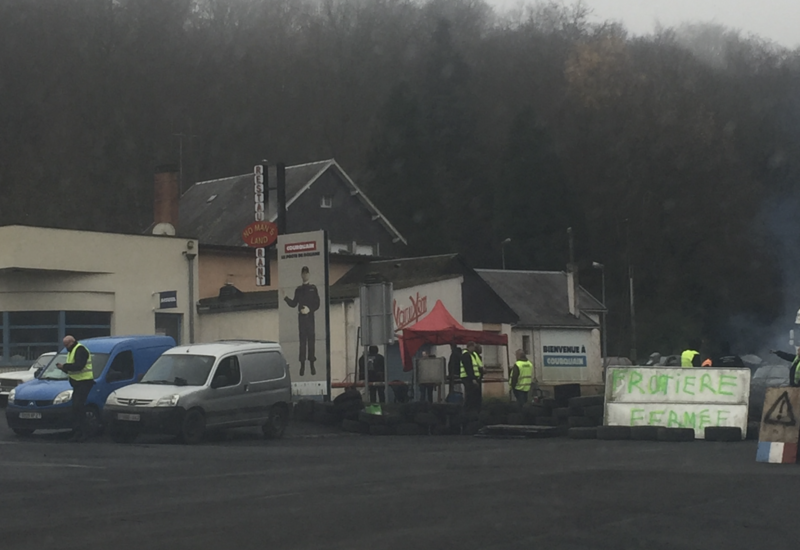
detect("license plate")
[19,412,41,419]
[117,413,140,422]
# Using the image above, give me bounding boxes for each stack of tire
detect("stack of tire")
[293,392,366,428]
[342,401,466,436]
[565,395,605,439]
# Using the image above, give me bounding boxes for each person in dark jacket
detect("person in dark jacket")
[460,342,482,412]
[714,341,745,368]
[770,348,800,387]
[56,335,94,442]
[358,345,385,403]
[448,344,462,391]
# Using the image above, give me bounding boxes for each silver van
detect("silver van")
[102,340,291,444]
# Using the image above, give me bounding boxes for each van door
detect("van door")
[92,349,135,410]
[205,355,246,427]
[239,351,290,423]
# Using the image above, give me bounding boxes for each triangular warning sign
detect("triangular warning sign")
[764,391,797,426]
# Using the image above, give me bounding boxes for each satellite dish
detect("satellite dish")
[152,222,176,236]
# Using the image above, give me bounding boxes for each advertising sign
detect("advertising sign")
[278,231,329,397]
[605,366,750,439]
[242,221,278,248]
[158,290,177,309]
[539,330,598,383]
[253,164,269,285]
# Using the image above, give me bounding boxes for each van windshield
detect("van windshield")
[141,355,215,386]
[39,352,110,380]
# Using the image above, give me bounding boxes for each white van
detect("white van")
[103,341,291,444]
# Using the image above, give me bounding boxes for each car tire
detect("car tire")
[657,427,695,442]
[704,426,742,442]
[568,416,597,428]
[597,426,632,440]
[568,395,605,408]
[179,409,206,445]
[12,428,35,437]
[568,427,597,439]
[630,426,659,441]
[263,405,289,439]
[369,425,393,436]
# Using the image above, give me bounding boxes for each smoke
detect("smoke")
[724,191,800,360]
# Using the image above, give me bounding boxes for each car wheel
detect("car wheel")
[263,405,288,439]
[180,409,206,445]
[12,428,35,437]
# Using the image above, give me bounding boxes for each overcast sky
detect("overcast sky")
[487,0,800,49]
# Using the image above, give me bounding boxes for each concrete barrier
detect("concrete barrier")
[604,366,750,440]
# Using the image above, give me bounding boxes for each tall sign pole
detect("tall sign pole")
[245,163,278,285]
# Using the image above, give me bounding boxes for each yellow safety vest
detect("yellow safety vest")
[681,349,699,368]
[514,360,532,392]
[460,350,482,379]
[793,357,800,386]
[66,343,94,381]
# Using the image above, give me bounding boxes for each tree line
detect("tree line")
[1,0,799,358]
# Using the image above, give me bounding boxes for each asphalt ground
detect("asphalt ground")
[2,419,798,550]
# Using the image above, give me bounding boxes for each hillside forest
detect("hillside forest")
[2,0,800,359]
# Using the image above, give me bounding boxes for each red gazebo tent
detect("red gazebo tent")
[398,300,509,371]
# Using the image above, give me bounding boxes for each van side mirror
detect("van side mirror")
[34,368,43,378]
[211,375,229,389]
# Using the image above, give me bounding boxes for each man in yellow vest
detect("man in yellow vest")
[460,341,482,412]
[56,335,94,442]
[510,349,533,405]
[681,339,702,368]
[770,348,800,387]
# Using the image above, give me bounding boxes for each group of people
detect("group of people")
[679,340,746,368]
[357,341,535,410]
[681,339,800,387]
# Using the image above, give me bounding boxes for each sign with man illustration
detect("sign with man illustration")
[605,366,750,439]
[278,231,329,397]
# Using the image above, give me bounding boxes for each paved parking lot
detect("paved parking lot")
[2,420,798,550]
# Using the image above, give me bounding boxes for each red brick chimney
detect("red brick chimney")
[153,164,179,231]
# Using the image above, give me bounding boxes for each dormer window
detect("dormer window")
[320,195,333,208]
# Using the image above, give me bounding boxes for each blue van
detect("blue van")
[5,335,175,436]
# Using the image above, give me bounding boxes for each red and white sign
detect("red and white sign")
[393,292,428,331]
[285,241,317,254]
[242,221,279,248]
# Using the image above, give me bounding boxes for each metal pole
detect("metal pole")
[185,251,196,344]
[629,265,637,364]
[601,267,607,363]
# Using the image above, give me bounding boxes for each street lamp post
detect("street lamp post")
[501,238,511,270]
[592,262,607,365]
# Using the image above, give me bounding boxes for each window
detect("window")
[38,353,110,381]
[330,243,350,254]
[320,195,333,208]
[142,355,215,386]
[106,350,134,382]
[355,244,375,256]
[522,335,531,356]
[7,311,59,363]
[155,313,182,345]
[241,351,286,382]
[213,355,241,387]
